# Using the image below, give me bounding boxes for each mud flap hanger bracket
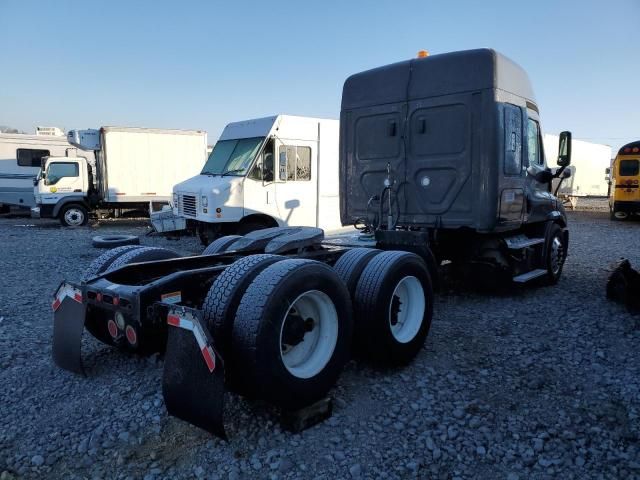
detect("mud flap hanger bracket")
[160,303,227,439]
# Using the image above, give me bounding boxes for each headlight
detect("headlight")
[172,193,178,206]
[201,195,208,207]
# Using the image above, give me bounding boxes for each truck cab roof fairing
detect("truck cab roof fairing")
[341,48,536,111]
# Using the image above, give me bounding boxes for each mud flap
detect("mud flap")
[52,283,86,375]
[161,305,227,439]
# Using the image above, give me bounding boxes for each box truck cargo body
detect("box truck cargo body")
[0,129,95,211]
[32,126,207,226]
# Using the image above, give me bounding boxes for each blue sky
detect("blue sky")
[1,0,638,153]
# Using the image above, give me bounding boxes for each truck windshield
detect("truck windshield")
[201,137,264,176]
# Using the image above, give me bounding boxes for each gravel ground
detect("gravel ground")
[1,204,639,480]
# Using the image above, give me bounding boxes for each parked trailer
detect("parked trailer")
[52,49,573,437]
[32,127,208,226]
[544,134,611,209]
[0,128,95,212]
[171,115,343,245]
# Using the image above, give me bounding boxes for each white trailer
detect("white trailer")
[0,129,95,212]
[32,126,207,226]
[171,115,342,245]
[544,134,611,208]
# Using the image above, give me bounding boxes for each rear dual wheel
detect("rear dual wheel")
[201,249,432,409]
[204,258,353,410]
[350,250,433,365]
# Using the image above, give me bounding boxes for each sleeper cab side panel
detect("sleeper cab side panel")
[399,92,477,227]
[340,103,406,226]
[399,89,499,231]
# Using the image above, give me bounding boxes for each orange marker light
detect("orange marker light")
[417,50,429,58]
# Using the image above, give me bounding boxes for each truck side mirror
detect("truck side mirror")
[557,131,572,167]
[279,151,287,181]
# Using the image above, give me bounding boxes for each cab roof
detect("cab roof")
[342,48,536,110]
[618,141,640,155]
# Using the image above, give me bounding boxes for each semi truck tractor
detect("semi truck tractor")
[51,49,572,437]
[32,126,207,226]
[170,115,343,245]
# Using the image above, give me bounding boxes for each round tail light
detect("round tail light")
[125,325,137,345]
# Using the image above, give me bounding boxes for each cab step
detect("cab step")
[504,235,545,250]
[512,268,547,283]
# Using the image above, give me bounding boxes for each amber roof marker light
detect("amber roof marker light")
[417,50,429,58]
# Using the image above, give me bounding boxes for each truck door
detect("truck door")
[273,140,318,227]
[243,138,279,220]
[523,110,554,223]
[42,160,85,202]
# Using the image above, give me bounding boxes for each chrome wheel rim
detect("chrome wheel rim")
[64,208,85,226]
[550,236,564,275]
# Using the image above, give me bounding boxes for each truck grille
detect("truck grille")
[180,194,197,217]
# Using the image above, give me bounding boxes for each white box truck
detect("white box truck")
[544,134,611,208]
[32,126,207,226]
[172,115,343,244]
[0,128,95,213]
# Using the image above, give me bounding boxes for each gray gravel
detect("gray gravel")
[1,205,639,480]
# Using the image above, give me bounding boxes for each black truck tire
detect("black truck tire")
[202,235,242,255]
[202,254,285,357]
[82,245,145,281]
[542,223,568,285]
[92,235,140,248]
[231,259,353,410]
[59,203,88,227]
[353,251,433,365]
[333,247,382,297]
[106,246,180,273]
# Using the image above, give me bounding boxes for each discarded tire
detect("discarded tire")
[82,245,144,281]
[333,247,382,296]
[92,235,140,248]
[353,251,433,365]
[106,246,180,273]
[202,254,285,358]
[231,259,353,409]
[202,235,242,255]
